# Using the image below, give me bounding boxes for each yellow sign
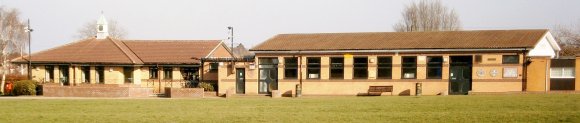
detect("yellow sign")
[344,54,353,58]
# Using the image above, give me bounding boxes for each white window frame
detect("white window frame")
[550,67,575,78]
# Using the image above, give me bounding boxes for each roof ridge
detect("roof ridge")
[118,39,145,64]
[122,40,221,42]
[108,37,143,64]
[276,29,549,35]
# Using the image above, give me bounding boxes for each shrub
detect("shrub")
[12,80,38,96]
[197,82,214,92]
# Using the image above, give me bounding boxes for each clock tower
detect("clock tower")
[96,13,109,39]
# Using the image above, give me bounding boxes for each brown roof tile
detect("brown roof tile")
[19,37,138,64]
[14,38,222,65]
[123,40,220,64]
[250,29,549,51]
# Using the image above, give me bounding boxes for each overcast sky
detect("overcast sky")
[2,0,580,52]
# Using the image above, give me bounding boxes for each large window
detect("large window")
[284,57,298,79]
[427,56,443,79]
[96,66,104,84]
[402,56,417,79]
[330,57,344,79]
[123,67,134,83]
[353,57,368,79]
[149,67,158,79]
[81,66,90,83]
[377,57,392,79]
[502,55,519,64]
[551,67,575,78]
[45,65,54,82]
[164,67,173,79]
[209,63,219,72]
[307,57,321,79]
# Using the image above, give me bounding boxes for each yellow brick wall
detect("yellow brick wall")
[576,57,580,91]
[31,66,46,82]
[526,57,550,91]
[245,53,527,96]
[105,66,124,84]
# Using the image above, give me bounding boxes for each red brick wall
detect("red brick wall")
[165,87,204,98]
[43,84,153,97]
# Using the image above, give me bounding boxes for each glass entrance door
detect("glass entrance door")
[236,68,245,94]
[449,56,472,95]
[258,58,278,94]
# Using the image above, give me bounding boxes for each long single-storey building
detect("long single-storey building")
[12,15,578,96]
[13,15,234,94]
[213,29,573,96]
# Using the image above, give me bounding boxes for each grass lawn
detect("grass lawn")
[0,94,579,123]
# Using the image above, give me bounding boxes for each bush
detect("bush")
[197,82,214,92]
[12,80,38,96]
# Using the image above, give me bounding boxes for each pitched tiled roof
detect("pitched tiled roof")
[18,37,140,64]
[250,29,549,51]
[123,40,220,64]
[14,37,222,65]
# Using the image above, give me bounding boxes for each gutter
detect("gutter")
[252,48,530,54]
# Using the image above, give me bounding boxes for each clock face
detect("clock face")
[98,25,103,31]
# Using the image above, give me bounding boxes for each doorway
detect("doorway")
[449,56,473,95]
[236,68,245,94]
[258,58,278,94]
[59,65,69,85]
[181,67,199,87]
[123,67,134,83]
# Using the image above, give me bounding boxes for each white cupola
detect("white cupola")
[96,13,109,39]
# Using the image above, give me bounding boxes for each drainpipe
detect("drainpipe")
[522,51,527,91]
[72,64,76,86]
[157,64,161,93]
[545,57,549,92]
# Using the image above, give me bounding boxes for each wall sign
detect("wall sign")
[476,69,485,77]
[490,69,498,77]
[503,67,518,78]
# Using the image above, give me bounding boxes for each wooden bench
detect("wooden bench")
[368,86,393,96]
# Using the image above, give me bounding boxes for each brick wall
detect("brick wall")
[43,84,153,97]
[165,87,204,98]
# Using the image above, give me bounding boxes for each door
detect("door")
[449,56,472,95]
[236,68,245,94]
[449,66,471,94]
[258,58,279,94]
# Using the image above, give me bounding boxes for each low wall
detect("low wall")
[165,87,204,98]
[43,84,153,97]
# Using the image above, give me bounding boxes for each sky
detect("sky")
[1,0,580,52]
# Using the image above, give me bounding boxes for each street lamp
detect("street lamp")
[24,19,33,80]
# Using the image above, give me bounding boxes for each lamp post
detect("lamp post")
[24,19,33,80]
[227,26,234,74]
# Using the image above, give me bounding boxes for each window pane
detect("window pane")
[377,57,392,79]
[353,57,368,79]
[330,57,344,79]
[284,57,298,79]
[563,67,575,77]
[377,68,392,79]
[330,69,344,79]
[402,68,416,79]
[307,57,321,79]
[284,69,297,79]
[427,68,442,78]
[402,56,417,79]
[502,55,519,64]
[427,56,443,79]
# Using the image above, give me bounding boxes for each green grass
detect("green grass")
[0,94,579,123]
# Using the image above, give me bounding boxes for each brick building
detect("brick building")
[214,29,570,96]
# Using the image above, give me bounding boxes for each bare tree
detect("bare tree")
[0,7,28,94]
[75,19,128,39]
[552,20,580,56]
[393,0,461,32]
